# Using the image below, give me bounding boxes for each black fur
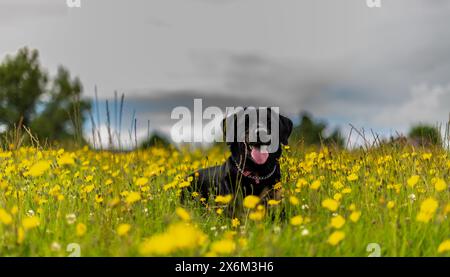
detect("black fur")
[185,108,293,207]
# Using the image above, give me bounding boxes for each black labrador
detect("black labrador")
[184,107,293,209]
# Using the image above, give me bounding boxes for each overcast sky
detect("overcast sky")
[1,0,450,147]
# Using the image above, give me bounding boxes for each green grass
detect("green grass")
[0,145,449,257]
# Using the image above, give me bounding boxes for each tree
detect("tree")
[30,66,90,143]
[140,132,171,149]
[0,47,90,144]
[408,125,441,147]
[290,112,344,147]
[0,48,48,128]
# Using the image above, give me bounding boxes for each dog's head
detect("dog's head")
[222,107,293,169]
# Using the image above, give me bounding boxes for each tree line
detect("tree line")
[0,47,89,147]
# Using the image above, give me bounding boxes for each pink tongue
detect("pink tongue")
[251,148,269,165]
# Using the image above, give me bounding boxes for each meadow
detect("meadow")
[0,143,449,257]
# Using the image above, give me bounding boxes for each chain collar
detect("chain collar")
[230,142,277,181]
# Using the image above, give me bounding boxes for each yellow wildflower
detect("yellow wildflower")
[268,199,281,206]
[0,208,13,225]
[310,180,321,190]
[322,198,339,212]
[387,201,395,209]
[331,215,346,229]
[350,211,361,222]
[135,177,149,186]
[347,173,358,181]
[215,195,233,204]
[176,207,191,221]
[416,197,439,223]
[289,196,299,206]
[249,210,264,221]
[243,195,260,209]
[27,161,51,177]
[76,223,87,237]
[328,231,345,246]
[22,216,40,230]
[117,224,131,236]
[58,153,75,166]
[434,178,447,192]
[231,218,240,228]
[290,215,303,226]
[210,239,236,254]
[125,192,141,204]
[438,240,450,253]
[407,175,420,187]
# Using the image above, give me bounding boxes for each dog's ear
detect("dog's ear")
[279,114,293,145]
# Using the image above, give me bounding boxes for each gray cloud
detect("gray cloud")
[0,0,66,24]
[1,0,450,143]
